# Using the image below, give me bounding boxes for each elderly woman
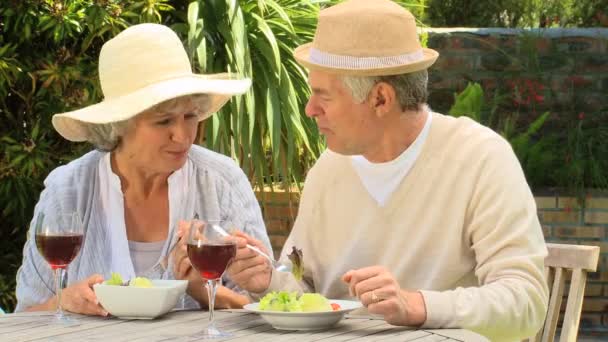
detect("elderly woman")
[15,23,271,315]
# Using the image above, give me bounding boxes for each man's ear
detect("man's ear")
[369,82,396,117]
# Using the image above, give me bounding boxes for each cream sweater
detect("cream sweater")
[268,112,548,341]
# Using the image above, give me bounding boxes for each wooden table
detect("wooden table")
[0,310,489,341]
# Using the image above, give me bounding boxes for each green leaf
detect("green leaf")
[448,82,484,121]
[251,12,281,78]
[31,121,40,140]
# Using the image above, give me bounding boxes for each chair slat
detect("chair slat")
[542,267,564,342]
[559,269,586,342]
[528,267,554,342]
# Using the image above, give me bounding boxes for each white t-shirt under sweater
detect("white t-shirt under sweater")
[264,112,548,342]
[351,111,432,206]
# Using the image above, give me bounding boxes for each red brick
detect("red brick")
[264,205,296,220]
[557,197,581,210]
[580,313,603,328]
[542,225,552,237]
[554,37,600,53]
[585,211,608,224]
[539,210,581,224]
[553,226,604,239]
[255,190,300,204]
[580,241,608,254]
[587,197,608,209]
[585,283,604,297]
[535,196,557,209]
[269,234,287,257]
[265,218,291,235]
[430,77,467,91]
[433,55,476,70]
[534,37,552,53]
[475,35,505,51]
[575,55,608,72]
[582,298,608,312]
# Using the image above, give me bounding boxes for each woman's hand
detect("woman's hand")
[59,274,108,316]
[26,274,108,316]
[173,220,199,285]
[342,266,426,326]
[226,231,272,294]
[173,220,250,309]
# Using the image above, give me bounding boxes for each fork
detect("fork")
[140,213,197,279]
[209,224,292,273]
[140,236,182,279]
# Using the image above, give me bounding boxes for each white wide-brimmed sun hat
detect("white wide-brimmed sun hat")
[52,23,251,142]
[294,0,439,76]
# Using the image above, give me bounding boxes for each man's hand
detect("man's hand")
[226,231,272,293]
[342,266,426,326]
[60,274,107,316]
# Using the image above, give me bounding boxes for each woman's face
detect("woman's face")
[118,97,200,174]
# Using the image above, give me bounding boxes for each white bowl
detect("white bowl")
[93,279,188,319]
[243,299,362,330]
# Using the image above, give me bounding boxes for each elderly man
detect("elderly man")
[228,0,548,340]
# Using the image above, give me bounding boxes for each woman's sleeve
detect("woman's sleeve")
[15,185,59,312]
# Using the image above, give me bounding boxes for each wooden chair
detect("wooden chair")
[528,243,600,342]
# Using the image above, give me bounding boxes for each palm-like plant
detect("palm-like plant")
[178,0,324,191]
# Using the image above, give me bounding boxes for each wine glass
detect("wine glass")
[34,211,84,325]
[187,218,236,338]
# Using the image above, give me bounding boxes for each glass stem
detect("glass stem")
[206,279,219,328]
[55,267,65,318]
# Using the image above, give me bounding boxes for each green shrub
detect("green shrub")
[448,82,608,202]
[425,0,608,27]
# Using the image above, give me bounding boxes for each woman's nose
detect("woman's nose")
[171,120,191,143]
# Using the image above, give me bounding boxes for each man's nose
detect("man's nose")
[305,99,320,118]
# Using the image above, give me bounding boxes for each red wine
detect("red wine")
[187,242,236,280]
[35,234,83,269]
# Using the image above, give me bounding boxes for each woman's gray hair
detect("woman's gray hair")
[341,70,429,111]
[87,94,211,151]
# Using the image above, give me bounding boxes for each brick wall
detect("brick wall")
[257,190,608,334]
[537,192,608,334]
[424,28,608,118]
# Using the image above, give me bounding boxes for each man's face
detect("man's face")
[305,70,380,155]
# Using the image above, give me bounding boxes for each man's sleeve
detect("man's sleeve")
[420,138,548,341]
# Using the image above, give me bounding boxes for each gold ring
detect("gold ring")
[371,291,379,303]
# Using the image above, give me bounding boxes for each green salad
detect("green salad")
[258,291,337,312]
[105,272,153,288]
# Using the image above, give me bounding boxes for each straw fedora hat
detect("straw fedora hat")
[52,23,251,142]
[294,0,438,76]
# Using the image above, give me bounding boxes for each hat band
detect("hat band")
[309,48,424,70]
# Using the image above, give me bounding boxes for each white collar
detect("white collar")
[351,111,432,206]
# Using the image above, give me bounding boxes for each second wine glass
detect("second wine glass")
[186,219,236,338]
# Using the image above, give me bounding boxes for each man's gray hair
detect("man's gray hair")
[341,70,428,111]
[87,94,211,151]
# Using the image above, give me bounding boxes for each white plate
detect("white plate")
[243,299,362,331]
